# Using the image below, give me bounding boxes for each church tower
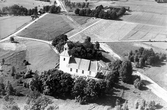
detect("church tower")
[59,43,70,71]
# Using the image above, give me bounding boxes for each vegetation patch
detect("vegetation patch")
[17,14,74,41]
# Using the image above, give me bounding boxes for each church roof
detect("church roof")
[67,57,99,72]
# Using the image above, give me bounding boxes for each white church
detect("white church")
[59,43,108,77]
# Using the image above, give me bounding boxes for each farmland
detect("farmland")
[69,18,167,42]
[0,0,52,9]
[17,14,74,41]
[0,16,31,40]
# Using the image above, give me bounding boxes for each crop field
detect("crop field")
[121,12,167,26]
[0,0,52,9]
[0,16,31,40]
[69,19,167,42]
[17,14,74,41]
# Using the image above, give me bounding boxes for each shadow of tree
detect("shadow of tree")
[155,103,163,109]
[142,80,152,85]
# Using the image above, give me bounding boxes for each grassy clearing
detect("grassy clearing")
[17,14,74,41]
[0,16,31,40]
[69,15,91,25]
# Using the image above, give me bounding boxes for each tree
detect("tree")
[43,70,74,98]
[84,79,98,102]
[72,77,87,103]
[119,60,133,83]
[75,8,80,15]
[6,81,15,95]
[11,66,16,77]
[95,80,106,97]
[30,75,43,92]
[105,70,119,90]
[79,9,85,16]
[10,37,15,43]
[0,82,5,95]
[98,10,104,18]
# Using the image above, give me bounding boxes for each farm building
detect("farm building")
[59,43,109,77]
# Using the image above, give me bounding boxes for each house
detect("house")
[59,43,108,77]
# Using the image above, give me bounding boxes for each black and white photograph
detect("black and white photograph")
[0,0,167,109]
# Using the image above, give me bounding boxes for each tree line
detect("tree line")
[75,5,126,20]
[63,0,89,9]
[128,47,166,68]
[0,4,61,16]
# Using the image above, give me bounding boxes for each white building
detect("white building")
[59,43,108,77]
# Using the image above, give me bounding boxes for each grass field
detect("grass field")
[16,39,59,73]
[0,0,52,9]
[17,14,74,41]
[0,16,31,40]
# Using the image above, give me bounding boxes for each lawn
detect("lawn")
[17,14,74,41]
[0,16,31,40]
